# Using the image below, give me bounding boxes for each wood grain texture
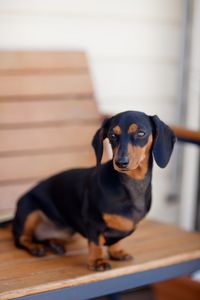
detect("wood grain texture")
[0,50,100,220]
[0,73,93,97]
[0,143,109,217]
[0,182,40,213]
[0,220,200,299]
[0,99,99,125]
[0,150,95,183]
[0,124,98,153]
[0,51,87,71]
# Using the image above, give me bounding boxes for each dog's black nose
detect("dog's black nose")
[115,156,129,169]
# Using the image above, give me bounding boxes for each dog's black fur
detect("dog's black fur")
[13,111,176,271]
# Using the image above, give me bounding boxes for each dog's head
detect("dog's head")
[92,111,176,172]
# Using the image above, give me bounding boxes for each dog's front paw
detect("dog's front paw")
[30,244,48,257]
[88,258,111,271]
[109,249,133,261]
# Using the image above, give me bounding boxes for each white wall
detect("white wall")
[179,0,200,230]
[0,0,184,223]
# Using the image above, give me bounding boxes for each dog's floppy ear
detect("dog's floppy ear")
[92,118,110,166]
[150,115,176,168]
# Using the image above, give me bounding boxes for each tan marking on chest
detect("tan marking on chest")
[103,213,135,232]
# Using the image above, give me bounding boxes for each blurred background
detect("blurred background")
[0,0,199,230]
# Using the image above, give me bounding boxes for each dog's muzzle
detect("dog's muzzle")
[115,156,129,169]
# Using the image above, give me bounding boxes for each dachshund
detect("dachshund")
[13,111,176,271]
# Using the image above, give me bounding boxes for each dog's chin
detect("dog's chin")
[113,162,139,173]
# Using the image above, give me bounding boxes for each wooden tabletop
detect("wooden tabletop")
[0,219,200,299]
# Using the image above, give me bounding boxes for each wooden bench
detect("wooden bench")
[0,51,200,300]
[0,51,100,220]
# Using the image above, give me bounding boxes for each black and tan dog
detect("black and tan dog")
[13,111,176,271]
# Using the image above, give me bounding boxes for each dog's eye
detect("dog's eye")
[109,132,118,142]
[110,133,117,140]
[137,131,145,137]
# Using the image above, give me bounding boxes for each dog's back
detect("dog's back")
[13,167,93,249]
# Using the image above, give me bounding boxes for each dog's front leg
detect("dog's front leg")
[88,237,111,271]
[108,240,133,261]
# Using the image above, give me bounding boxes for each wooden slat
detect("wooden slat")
[0,124,98,153]
[0,220,200,299]
[0,50,101,220]
[0,210,15,222]
[0,51,87,71]
[171,125,200,144]
[0,150,95,183]
[0,182,36,213]
[0,73,93,97]
[0,145,109,219]
[0,148,109,219]
[0,99,99,125]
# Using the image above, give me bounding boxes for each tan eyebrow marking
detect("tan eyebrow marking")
[128,123,138,134]
[112,126,121,135]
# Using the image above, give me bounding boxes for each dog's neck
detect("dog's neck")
[118,153,153,199]
[118,157,153,223]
